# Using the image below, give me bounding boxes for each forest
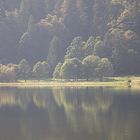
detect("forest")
[0,0,140,81]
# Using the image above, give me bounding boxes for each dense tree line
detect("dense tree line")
[0,0,140,80]
[0,59,50,82]
[53,36,114,80]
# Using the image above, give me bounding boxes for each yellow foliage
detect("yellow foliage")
[123,30,136,40]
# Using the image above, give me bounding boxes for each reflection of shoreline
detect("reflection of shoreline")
[0,87,138,110]
[0,88,114,111]
[0,88,140,140]
[52,87,114,134]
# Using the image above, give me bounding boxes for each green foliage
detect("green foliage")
[47,36,62,71]
[84,36,95,57]
[33,61,50,80]
[60,58,83,79]
[82,55,101,80]
[65,36,85,60]
[18,59,31,80]
[82,56,114,80]
[95,58,114,80]
[94,40,105,57]
[53,62,62,79]
[0,64,17,82]
[62,0,82,36]
[0,0,140,78]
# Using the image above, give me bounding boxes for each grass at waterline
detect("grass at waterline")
[0,76,140,88]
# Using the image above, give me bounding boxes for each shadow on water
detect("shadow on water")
[0,87,140,140]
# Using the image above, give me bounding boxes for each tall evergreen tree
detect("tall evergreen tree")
[47,36,62,71]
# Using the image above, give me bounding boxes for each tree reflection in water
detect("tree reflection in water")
[0,87,140,140]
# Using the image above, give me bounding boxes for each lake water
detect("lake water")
[0,87,140,140]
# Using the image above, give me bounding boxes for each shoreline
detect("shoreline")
[0,79,139,88]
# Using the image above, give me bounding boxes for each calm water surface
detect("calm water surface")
[0,87,140,140]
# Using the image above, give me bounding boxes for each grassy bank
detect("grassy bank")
[0,76,140,88]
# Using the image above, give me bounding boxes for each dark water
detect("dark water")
[0,87,140,140]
